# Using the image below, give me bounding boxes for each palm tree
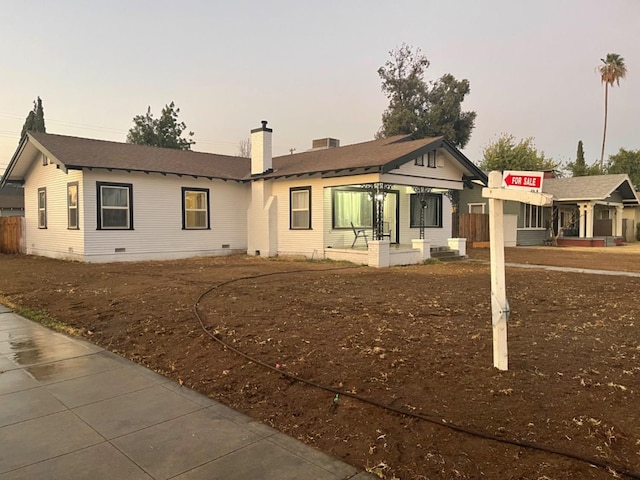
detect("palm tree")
[599,53,627,169]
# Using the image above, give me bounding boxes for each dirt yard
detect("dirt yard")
[1,246,639,480]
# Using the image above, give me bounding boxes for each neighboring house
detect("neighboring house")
[544,174,639,246]
[459,173,640,246]
[0,124,486,264]
[0,184,25,216]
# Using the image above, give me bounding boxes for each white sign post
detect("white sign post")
[482,171,552,370]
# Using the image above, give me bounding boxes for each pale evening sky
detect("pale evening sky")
[0,0,638,173]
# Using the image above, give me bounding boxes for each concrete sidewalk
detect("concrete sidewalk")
[0,306,373,480]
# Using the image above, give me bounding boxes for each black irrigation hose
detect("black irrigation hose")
[193,267,640,480]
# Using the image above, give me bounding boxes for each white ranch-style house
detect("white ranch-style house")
[1,122,487,266]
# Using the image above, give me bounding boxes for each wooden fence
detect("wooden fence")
[458,213,489,243]
[0,216,26,254]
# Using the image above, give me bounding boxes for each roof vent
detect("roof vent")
[311,138,340,149]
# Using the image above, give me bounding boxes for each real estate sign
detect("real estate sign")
[502,170,544,192]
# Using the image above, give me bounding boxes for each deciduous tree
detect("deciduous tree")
[606,148,640,189]
[127,102,195,150]
[479,134,558,172]
[237,137,251,157]
[377,44,476,148]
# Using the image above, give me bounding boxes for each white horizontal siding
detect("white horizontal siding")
[392,150,465,182]
[24,154,85,260]
[398,185,452,247]
[272,178,326,258]
[82,170,249,262]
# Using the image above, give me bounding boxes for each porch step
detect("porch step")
[429,247,465,262]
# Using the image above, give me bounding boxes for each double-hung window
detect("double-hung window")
[97,182,133,230]
[290,187,311,229]
[518,204,548,229]
[68,182,79,229]
[182,187,210,229]
[409,193,442,228]
[37,187,47,229]
[426,151,437,168]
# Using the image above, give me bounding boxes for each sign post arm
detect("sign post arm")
[487,171,509,371]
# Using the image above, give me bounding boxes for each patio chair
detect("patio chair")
[350,222,369,248]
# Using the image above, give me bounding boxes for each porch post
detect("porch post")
[616,206,624,237]
[578,204,586,238]
[585,202,594,237]
[412,187,433,240]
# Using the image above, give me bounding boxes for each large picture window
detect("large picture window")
[182,187,210,229]
[97,182,133,230]
[68,182,79,229]
[410,193,442,228]
[37,187,47,229]
[518,204,548,229]
[332,189,373,228]
[290,187,311,229]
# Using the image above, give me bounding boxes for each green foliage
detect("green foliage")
[606,148,640,189]
[565,140,602,177]
[420,74,477,148]
[377,44,476,148]
[16,305,80,336]
[126,102,195,150]
[480,134,559,172]
[20,97,46,138]
[599,53,627,87]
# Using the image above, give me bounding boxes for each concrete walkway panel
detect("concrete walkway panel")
[0,442,152,480]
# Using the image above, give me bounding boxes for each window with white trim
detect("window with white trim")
[290,187,311,229]
[468,203,485,214]
[97,182,133,230]
[68,182,79,229]
[182,187,210,229]
[37,187,46,228]
[518,204,549,229]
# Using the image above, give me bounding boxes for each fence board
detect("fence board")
[458,213,489,242]
[0,217,25,254]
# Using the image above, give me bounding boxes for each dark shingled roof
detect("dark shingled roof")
[543,174,639,203]
[262,135,485,181]
[29,132,250,181]
[3,132,484,186]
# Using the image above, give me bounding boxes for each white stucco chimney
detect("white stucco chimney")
[251,120,273,175]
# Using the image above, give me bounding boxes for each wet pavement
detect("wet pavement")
[0,307,373,480]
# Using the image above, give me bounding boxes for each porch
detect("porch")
[556,236,624,247]
[323,238,467,267]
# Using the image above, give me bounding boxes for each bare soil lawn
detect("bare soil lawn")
[1,246,639,479]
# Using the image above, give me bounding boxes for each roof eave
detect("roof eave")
[66,165,243,183]
[1,134,29,187]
